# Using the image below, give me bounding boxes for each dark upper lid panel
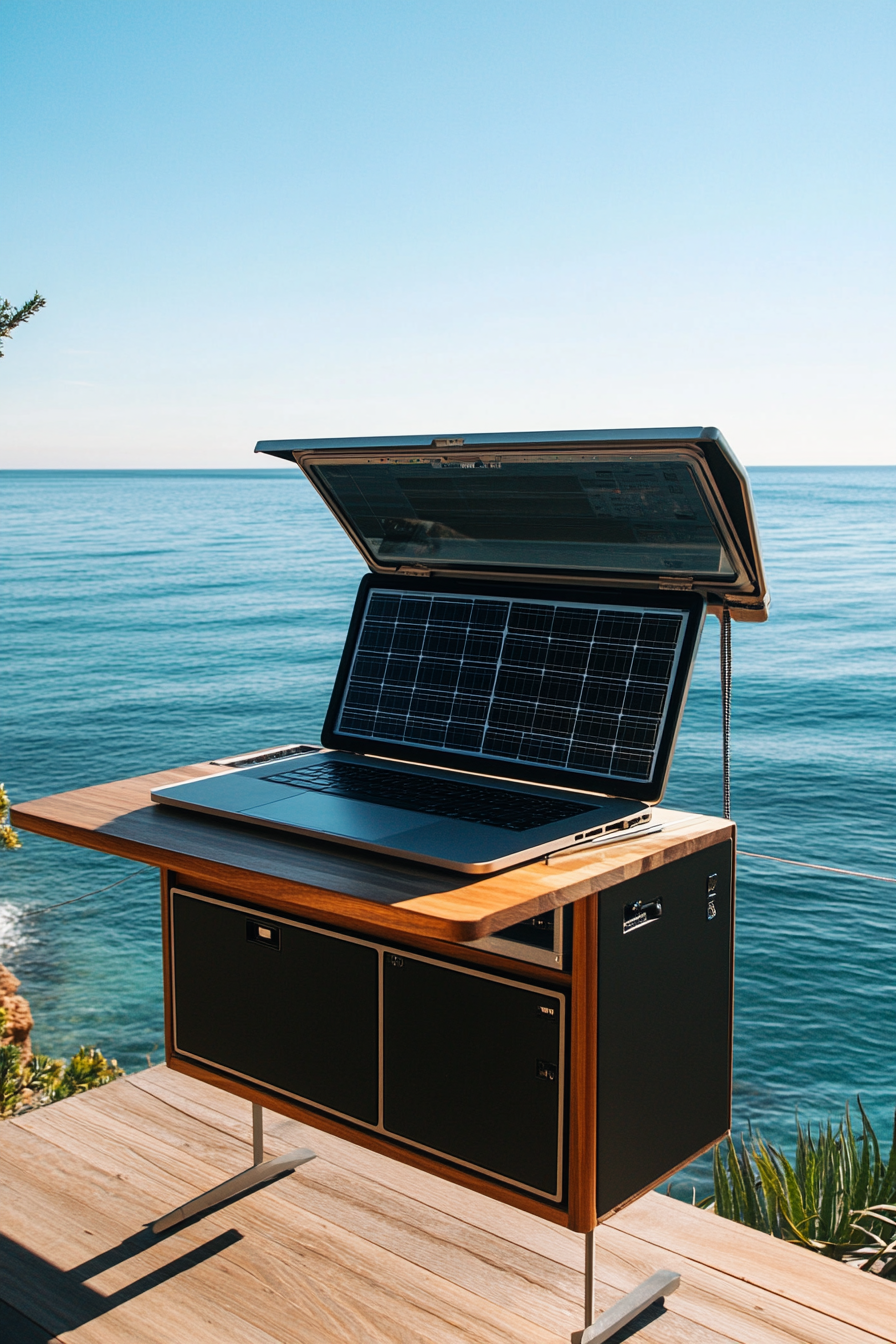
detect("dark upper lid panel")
[255,427,769,622]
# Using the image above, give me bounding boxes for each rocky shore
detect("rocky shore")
[0,963,33,1063]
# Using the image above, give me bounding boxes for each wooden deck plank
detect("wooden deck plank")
[124,1067,896,1342]
[16,1096,585,1332]
[0,1123,298,1344]
[2,1070,891,1344]
[93,1094,845,1344]
[0,1298,61,1343]
[609,1190,896,1340]
[587,1223,885,1344]
[3,1094,583,1344]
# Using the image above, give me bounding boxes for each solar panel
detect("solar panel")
[334,588,688,783]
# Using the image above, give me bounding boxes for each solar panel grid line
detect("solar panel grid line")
[337,590,686,782]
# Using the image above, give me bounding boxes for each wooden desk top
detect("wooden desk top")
[12,762,734,942]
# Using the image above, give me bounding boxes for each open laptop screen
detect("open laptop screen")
[326,580,702,798]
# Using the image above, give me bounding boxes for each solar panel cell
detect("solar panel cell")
[588,644,635,677]
[359,625,393,652]
[545,641,591,673]
[392,627,425,653]
[384,658,417,684]
[457,665,497,694]
[580,679,627,710]
[552,608,597,640]
[568,746,614,772]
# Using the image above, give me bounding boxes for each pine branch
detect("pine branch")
[0,291,47,356]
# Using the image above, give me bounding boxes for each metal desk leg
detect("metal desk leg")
[152,1102,316,1234]
[572,1233,680,1344]
[253,1101,265,1166]
[584,1228,596,1327]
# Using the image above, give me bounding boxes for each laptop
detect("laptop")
[152,427,768,872]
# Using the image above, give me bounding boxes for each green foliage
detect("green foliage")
[54,1046,123,1098]
[0,961,123,1117]
[25,1052,65,1097]
[0,1041,121,1119]
[0,1045,23,1118]
[0,291,46,357]
[703,1099,896,1277]
[0,783,21,850]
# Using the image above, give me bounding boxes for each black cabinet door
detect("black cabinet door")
[596,841,733,1216]
[383,954,563,1196]
[172,891,379,1124]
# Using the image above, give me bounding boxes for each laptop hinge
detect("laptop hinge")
[396,565,433,576]
[658,575,694,591]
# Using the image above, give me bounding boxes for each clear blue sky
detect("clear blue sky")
[2,1,893,467]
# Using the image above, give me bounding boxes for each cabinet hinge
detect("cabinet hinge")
[658,575,694,591]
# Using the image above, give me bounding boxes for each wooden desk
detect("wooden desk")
[12,760,731,942]
[12,765,735,1236]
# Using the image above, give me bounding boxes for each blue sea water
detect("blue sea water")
[1,467,894,1197]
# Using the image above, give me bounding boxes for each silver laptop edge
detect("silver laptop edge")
[151,750,651,874]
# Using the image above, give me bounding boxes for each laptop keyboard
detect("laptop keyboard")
[262,760,597,832]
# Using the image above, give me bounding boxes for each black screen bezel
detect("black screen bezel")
[321,574,706,804]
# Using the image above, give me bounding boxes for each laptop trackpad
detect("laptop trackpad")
[157,774,300,811]
[241,791,425,841]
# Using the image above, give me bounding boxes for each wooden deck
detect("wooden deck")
[0,1067,892,1344]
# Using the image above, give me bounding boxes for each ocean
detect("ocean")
[2,467,894,1198]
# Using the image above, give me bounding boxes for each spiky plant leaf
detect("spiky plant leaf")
[706,1099,896,1274]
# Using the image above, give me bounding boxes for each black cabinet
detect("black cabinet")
[170,844,731,1219]
[595,841,733,1216]
[383,953,564,1196]
[171,891,379,1124]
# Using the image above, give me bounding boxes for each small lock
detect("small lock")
[246,920,280,950]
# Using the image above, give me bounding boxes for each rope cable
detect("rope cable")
[712,607,893,883]
[736,852,896,884]
[720,606,732,821]
[14,867,149,919]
